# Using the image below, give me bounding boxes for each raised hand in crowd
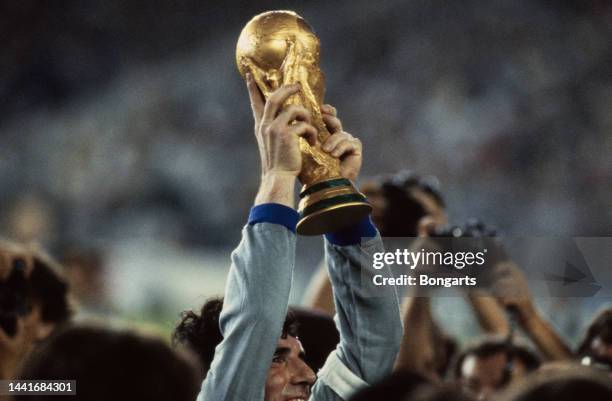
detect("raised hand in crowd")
[487,259,573,360]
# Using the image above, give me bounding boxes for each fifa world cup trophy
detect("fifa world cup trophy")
[236,10,372,235]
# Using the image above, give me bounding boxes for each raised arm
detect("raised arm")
[394,236,452,381]
[302,261,336,316]
[198,80,318,401]
[316,219,403,398]
[311,105,403,400]
[199,204,297,401]
[466,292,511,335]
[489,260,573,361]
[394,292,439,380]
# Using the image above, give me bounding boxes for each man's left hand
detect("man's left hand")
[321,104,362,181]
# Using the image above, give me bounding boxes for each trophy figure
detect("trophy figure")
[236,10,372,235]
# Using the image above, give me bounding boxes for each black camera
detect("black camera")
[0,258,30,337]
[431,218,498,239]
[431,219,506,259]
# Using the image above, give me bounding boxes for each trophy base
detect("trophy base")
[296,177,372,236]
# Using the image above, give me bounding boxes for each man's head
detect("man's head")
[19,324,200,401]
[173,298,316,401]
[496,366,612,401]
[454,338,541,401]
[577,308,612,372]
[348,370,430,401]
[408,383,476,401]
[265,332,315,401]
[361,171,447,237]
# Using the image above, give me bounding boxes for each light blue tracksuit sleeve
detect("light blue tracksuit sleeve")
[310,219,403,401]
[197,204,297,401]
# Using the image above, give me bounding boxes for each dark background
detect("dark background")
[0,0,610,336]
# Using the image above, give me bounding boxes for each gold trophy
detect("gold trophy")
[236,10,372,235]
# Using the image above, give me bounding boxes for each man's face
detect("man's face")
[264,335,316,401]
[459,352,528,401]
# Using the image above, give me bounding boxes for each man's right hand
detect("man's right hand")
[246,74,317,207]
[247,74,317,178]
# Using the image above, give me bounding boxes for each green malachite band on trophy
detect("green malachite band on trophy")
[299,178,353,198]
[299,194,369,218]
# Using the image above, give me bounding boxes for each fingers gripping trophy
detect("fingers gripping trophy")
[236,10,372,235]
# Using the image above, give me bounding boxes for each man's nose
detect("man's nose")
[292,359,316,386]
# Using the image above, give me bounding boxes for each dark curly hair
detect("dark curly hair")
[172,297,298,377]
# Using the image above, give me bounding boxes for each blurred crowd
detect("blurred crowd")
[1,0,611,400]
[1,0,611,247]
[1,170,611,401]
[1,0,610,338]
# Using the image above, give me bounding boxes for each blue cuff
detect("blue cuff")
[325,216,377,246]
[248,203,299,233]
